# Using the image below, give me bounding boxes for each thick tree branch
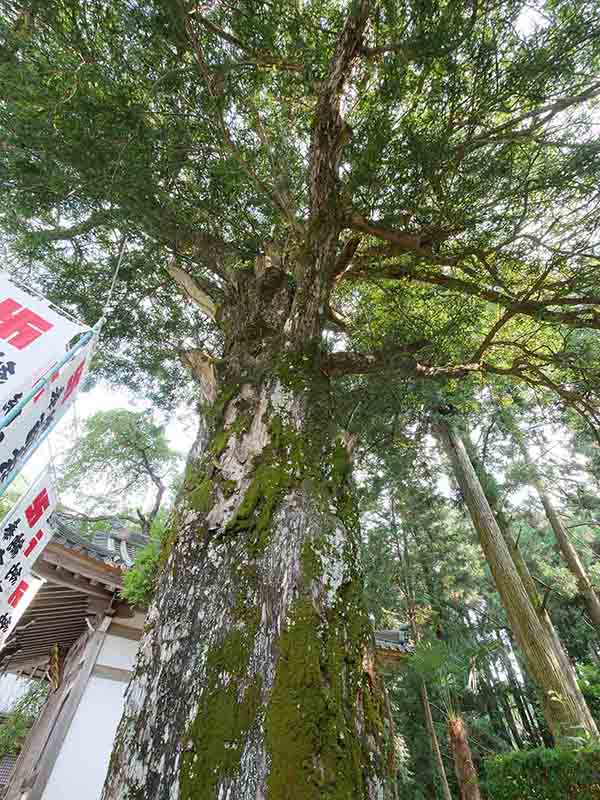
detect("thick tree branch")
[333,236,362,278]
[325,304,350,332]
[348,214,432,254]
[141,204,236,281]
[309,1,371,239]
[348,213,458,255]
[344,260,600,330]
[321,342,484,381]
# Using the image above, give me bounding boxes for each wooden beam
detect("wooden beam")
[2,656,49,675]
[41,544,123,590]
[33,561,117,600]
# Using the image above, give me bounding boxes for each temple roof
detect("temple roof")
[50,512,148,568]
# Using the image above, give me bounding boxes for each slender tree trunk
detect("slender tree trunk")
[434,415,597,742]
[477,663,511,747]
[511,641,554,747]
[102,276,398,799]
[463,435,588,740]
[420,679,454,800]
[489,661,523,749]
[511,423,600,633]
[447,716,481,800]
[399,516,454,800]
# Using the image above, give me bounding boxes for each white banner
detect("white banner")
[0,336,96,489]
[0,470,58,634]
[0,274,89,415]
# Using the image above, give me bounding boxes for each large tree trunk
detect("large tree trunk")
[510,422,600,633]
[102,274,398,799]
[433,415,597,742]
[461,433,588,739]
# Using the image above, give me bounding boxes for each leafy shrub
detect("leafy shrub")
[483,744,600,800]
[0,681,48,758]
[121,522,166,608]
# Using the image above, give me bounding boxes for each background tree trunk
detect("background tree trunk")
[510,420,600,633]
[398,511,454,800]
[102,374,398,799]
[461,431,588,739]
[434,415,597,742]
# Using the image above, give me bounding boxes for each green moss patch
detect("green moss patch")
[180,625,262,799]
[264,546,392,799]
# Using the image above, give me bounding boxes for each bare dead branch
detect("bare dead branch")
[167,263,219,320]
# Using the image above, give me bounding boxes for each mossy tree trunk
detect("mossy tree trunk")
[433,414,597,743]
[102,268,398,800]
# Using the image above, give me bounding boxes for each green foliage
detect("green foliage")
[0,681,49,759]
[3,0,600,791]
[120,519,167,607]
[483,744,600,800]
[577,663,600,720]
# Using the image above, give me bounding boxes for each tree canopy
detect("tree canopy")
[1,0,599,418]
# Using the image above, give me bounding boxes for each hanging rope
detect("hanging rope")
[100,235,128,327]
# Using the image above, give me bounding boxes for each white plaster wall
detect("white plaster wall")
[41,676,126,800]
[97,634,138,671]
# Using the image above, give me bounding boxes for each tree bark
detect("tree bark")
[433,415,597,742]
[447,716,481,800]
[102,320,398,799]
[462,433,588,740]
[511,421,600,633]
